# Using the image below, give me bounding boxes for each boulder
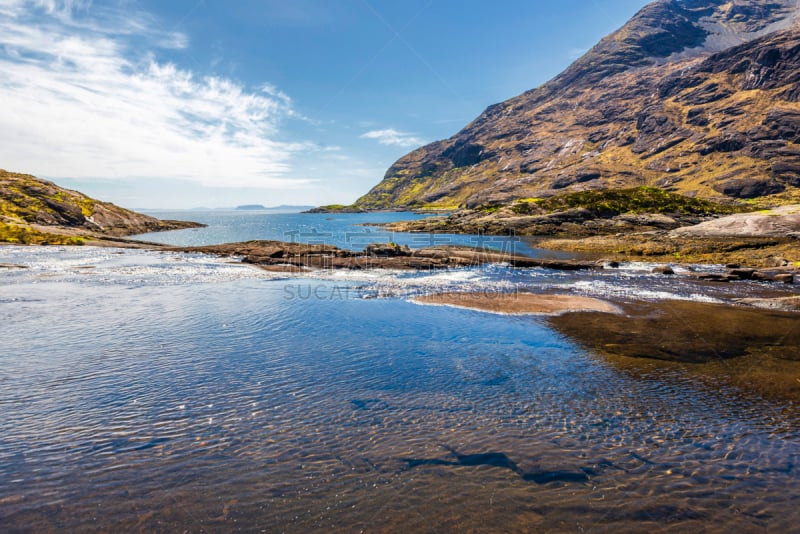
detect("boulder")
[652,265,675,275]
[364,243,411,257]
[712,178,785,198]
[765,256,789,267]
[728,268,756,279]
[752,270,796,283]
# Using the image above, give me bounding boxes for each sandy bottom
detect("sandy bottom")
[414,291,622,316]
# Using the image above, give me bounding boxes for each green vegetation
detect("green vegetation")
[1,168,197,243]
[317,204,354,212]
[511,187,750,216]
[0,222,85,245]
[1,169,94,226]
[478,203,503,214]
[419,204,460,211]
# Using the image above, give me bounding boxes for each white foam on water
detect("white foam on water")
[569,279,726,304]
[0,245,752,305]
[0,246,268,286]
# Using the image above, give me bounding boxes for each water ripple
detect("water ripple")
[1,245,799,532]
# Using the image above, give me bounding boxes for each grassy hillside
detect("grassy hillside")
[354,1,800,210]
[0,169,200,244]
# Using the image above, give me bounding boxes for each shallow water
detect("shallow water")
[1,219,799,532]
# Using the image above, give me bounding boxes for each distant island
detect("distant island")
[236,204,315,212]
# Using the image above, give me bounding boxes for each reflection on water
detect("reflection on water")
[1,246,799,532]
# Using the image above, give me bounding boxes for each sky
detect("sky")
[0,0,651,209]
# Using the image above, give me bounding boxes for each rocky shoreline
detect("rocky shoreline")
[167,241,598,272]
[377,202,800,269]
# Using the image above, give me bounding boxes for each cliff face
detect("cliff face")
[354,0,800,209]
[0,169,197,240]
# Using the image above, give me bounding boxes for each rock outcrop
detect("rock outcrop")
[354,0,800,210]
[173,241,598,272]
[671,204,800,237]
[0,169,202,244]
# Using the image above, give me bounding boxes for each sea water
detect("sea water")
[1,213,799,532]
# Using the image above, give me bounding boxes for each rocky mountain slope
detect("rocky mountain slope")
[0,169,200,244]
[354,0,800,210]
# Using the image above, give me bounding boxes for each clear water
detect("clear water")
[1,213,799,533]
[133,209,570,259]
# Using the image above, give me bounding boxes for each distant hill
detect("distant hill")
[0,169,201,244]
[354,0,800,210]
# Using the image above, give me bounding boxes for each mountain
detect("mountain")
[354,0,800,210]
[0,169,201,244]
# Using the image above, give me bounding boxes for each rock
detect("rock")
[616,213,680,229]
[765,256,789,267]
[364,243,411,257]
[0,170,205,242]
[596,259,620,269]
[414,292,622,316]
[728,268,756,279]
[737,296,800,312]
[548,300,800,364]
[671,206,800,238]
[698,133,747,154]
[753,270,796,283]
[174,241,595,272]
[257,264,310,273]
[691,273,735,283]
[712,177,786,198]
[652,265,675,275]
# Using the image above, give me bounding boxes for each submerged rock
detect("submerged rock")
[737,296,800,312]
[413,292,622,316]
[364,243,411,257]
[548,300,800,364]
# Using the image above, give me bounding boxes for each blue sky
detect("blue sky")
[0,0,650,209]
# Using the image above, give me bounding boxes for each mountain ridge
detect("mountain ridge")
[354,0,800,210]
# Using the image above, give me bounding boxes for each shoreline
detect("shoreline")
[3,227,797,288]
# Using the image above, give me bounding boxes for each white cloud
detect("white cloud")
[0,0,310,188]
[361,128,425,148]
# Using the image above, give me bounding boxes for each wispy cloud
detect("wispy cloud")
[0,0,310,188]
[361,128,425,148]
